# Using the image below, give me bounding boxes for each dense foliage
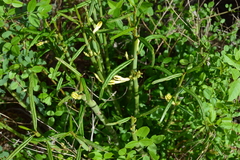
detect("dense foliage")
[0,0,240,159]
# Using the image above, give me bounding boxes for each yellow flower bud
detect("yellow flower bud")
[165,93,172,102]
[71,92,82,100]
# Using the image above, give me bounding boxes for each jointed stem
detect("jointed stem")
[132,28,140,116]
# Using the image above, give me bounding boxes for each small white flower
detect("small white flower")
[93,21,103,34]
[108,75,130,85]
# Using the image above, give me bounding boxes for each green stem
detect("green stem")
[130,116,138,141]
[81,95,119,143]
[132,28,140,115]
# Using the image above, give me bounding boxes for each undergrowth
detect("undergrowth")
[0,0,240,159]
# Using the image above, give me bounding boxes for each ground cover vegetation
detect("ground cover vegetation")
[0,0,240,159]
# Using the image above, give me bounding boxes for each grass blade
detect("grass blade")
[99,59,133,99]
[6,135,34,160]
[138,37,155,66]
[182,87,209,131]
[152,66,172,76]
[71,132,105,151]
[110,28,135,40]
[55,57,82,78]
[29,73,38,131]
[46,141,54,160]
[159,100,173,124]
[152,73,183,84]
[106,117,131,126]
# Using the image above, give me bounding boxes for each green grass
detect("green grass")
[0,0,240,159]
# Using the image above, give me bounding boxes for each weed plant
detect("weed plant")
[0,0,240,159]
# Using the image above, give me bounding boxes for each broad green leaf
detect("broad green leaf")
[139,138,153,147]
[11,36,20,45]
[27,0,37,12]
[38,0,50,5]
[3,0,12,4]
[125,141,138,149]
[228,79,240,101]
[30,66,44,73]
[47,117,55,126]
[143,156,151,160]
[219,117,233,130]
[150,135,165,144]
[43,96,52,105]
[203,88,212,100]
[179,59,189,65]
[162,57,172,64]
[118,148,126,156]
[234,48,240,61]
[2,31,12,38]
[224,54,240,70]
[8,71,16,79]
[9,81,18,90]
[136,126,150,137]
[139,2,153,15]
[107,0,117,9]
[2,42,12,53]
[12,0,23,8]
[148,145,159,160]
[152,73,183,84]
[46,110,55,116]
[127,150,136,158]
[230,68,240,80]
[209,105,216,122]
[28,13,40,27]
[99,59,133,99]
[11,45,20,55]
[38,5,52,18]
[104,152,114,159]
[88,152,102,159]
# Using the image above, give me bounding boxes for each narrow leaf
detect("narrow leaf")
[46,141,54,160]
[29,73,38,131]
[138,37,155,66]
[55,57,82,78]
[6,135,34,160]
[152,73,183,84]
[159,100,172,124]
[182,87,206,121]
[99,59,133,99]
[106,117,131,126]
[110,28,135,40]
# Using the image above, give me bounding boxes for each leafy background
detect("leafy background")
[0,0,240,159]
